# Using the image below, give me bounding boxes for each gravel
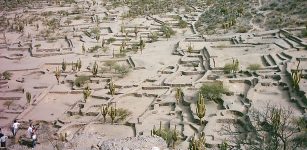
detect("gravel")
[99,135,168,150]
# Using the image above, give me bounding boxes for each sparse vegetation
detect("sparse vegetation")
[3,101,14,109]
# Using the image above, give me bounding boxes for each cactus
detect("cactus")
[175,87,183,104]
[291,60,302,89]
[108,80,116,96]
[172,125,179,148]
[61,59,67,72]
[54,67,61,84]
[188,132,206,150]
[188,42,193,54]
[101,104,109,123]
[96,34,100,42]
[108,106,117,124]
[77,58,82,71]
[139,37,145,54]
[82,43,86,54]
[26,92,31,104]
[101,38,105,47]
[134,26,138,38]
[92,61,98,77]
[196,93,206,126]
[83,86,91,103]
[71,61,77,72]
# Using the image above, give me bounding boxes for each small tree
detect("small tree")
[3,101,14,109]
[26,92,31,104]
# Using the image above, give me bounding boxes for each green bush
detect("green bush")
[200,82,227,101]
[75,75,90,87]
[107,38,116,44]
[178,19,188,28]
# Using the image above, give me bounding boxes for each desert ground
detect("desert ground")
[0,0,307,150]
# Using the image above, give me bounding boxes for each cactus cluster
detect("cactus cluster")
[175,87,184,104]
[151,121,180,148]
[54,67,61,84]
[189,132,206,150]
[108,80,116,96]
[92,61,98,77]
[196,93,206,126]
[83,86,91,103]
[291,60,302,89]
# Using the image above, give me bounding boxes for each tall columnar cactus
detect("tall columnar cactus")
[291,60,302,89]
[54,67,61,84]
[139,37,145,54]
[108,80,116,96]
[71,61,76,72]
[108,106,117,124]
[172,125,179,148]
[101,38,105,47]
[92,61,98,77]
[101,104,109,123]
[188,42,193,54]
[196,93,206,126]
[83,86,91,103]
[175,87,183,104]
[82,43,86,54]
[134,26,138,38]
[62,59,67,72]
[232,58,239,74]
[26,92,31,104]
[77,58,82,71]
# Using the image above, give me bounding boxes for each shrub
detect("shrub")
[247,64,262,71]
[3,101,14,109]
[200,82,227,101]
[2,71,12,80]
[223,63,238,74]
[301,28,307,37]
[89,45,101,53]
[107,37,116,44]
[116,108,132,121]
[178,19,188,28]
[75,75,90,87]
[113,64,131,76]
